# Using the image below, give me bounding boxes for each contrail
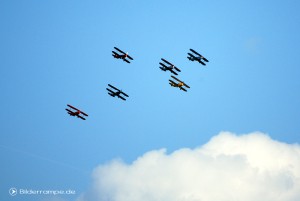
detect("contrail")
[0,144,89,175]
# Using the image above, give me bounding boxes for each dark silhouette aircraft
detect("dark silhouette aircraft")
[159,58,181,75]
[187,49,209,65]
[112,47,134,63]
[106,84,129,101]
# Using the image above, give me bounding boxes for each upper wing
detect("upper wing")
[174,66,181,72]
[121,91,129,97]
[202,57,209,62]
[67,104,79,111]
[114,47,126,54]
[183,83,190,88]
[108,84,120,91]
[171,75,182,83]
[190,49,201,56]
[80,111,88,116]
[161,58,173,66]
[127,55,133,60]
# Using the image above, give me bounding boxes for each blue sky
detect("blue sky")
[1,1,300,201]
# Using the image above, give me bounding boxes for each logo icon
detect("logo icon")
[9,188,17,196]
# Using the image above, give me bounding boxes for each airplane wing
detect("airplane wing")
[65,108,73,114]
[121,91,129,97]
[169,79,177,85]
[67,104,79,111]
[174,66,181,72]
[188,53,195,58]
[161,58,174,66]
[190,49,201,56]
[171,75,182,83]
[180,87,187,92]
[119,96,126,101]
[80,111,88,116]
[108,84,120,91]
[202,57,209,62]
[106,88,115,94]
[170,69,178,76]
[183,83,190,88]
[199,60,206,65]
[112,50,119,55]
[127,55,133,60]
[123,58,131,63]
[159,62,168,68]
[78,115,86,120]
[108,93,115,97]
[159,67,166,71]
[114,47,126,54]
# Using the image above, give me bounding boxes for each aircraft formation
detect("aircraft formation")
[66,47,208,120]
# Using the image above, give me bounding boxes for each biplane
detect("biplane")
[187,49,209,65]
[112,47,134,63]
[106,84,129,101]
[159,58,181,75]
[65,104,88,120]
[169,75,190,92]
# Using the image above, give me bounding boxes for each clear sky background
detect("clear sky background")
[1,1,300,201]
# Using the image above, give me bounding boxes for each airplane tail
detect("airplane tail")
[187,56,193,61]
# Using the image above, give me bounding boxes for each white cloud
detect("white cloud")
[78,132,300,201]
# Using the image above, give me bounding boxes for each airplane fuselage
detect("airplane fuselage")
[188,56,201,61]
[113,53,128,59]
[189,56,206,65]
[69,111,80,116]
[178,82,184,87]
[110,91,121,97]
[187,56,194,61]
[113,54,123,59]
[170,82,184,87]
